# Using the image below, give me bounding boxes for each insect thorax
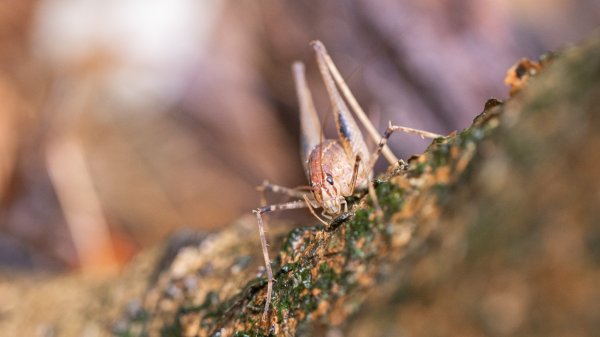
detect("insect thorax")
[307,140,369,208]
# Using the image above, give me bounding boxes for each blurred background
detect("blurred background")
[0,0,597,273]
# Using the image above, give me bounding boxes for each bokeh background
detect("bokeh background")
[0,0,597,273]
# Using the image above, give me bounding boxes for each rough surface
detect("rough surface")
[112,32,600,337]
[0,246,158,337]
[3,31,599,337]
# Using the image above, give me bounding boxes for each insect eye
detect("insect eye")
[326,174,334,185]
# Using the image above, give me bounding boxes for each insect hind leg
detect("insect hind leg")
[365,123,444,223]
[368,122,444,173]
[311,40,398,164]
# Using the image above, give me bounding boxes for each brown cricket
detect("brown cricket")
[253,41,442,320]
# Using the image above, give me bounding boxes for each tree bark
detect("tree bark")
[113,31,600,337]
[3,29,598,337]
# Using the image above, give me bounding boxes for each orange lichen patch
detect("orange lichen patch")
[391,225,414,251]
[315,299,331,317]
[180,313,201,337]
[434,165,452,184]
[450,145,461,161]
[114,81,502,336]
[329,296,351,326]
[504,58,543,96]
[394,175,414,190]
[356,272,375,287]
[453,143,476,176]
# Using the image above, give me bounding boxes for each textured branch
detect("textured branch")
[114,32,600,337]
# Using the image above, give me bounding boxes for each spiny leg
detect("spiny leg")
[341,198,348,213]
[313,41,370,166]
[254,182,326,319]
[303,194,329,226]
[293,62,323,174]
[369,122,442,173]
[258,181,313,222]
[368,181,384,223]
[365,123,443,222]
[311,40,399,165]
[258,180,323,225]
[348,154,362,195]
[258,180,310,200]
[253,200,309,321]
[386,123,444,140]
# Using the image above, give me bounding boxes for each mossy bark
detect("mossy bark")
[115,32,600,337]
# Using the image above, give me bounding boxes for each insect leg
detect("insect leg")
[320,209,333,220]
[302,194,329,226]
[368,181,384,223]
[340,198,348,213]
[312,41,370,167]
[368,122,444,173]
[258,180,310,199]
[253,199,309,321]
[311,40,399,165]
[364,122,443,223]
[385,124,444,140]
[348,155,362,195]
[293,62,322,175]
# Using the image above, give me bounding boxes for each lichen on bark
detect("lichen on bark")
[114,31,600,337]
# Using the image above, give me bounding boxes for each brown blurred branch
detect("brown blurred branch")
[112,31,600,337]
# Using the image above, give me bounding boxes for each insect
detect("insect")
[253,41,442,320]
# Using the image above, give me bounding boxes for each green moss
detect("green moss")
[375,181,405,219]
[271,262,320,320]
[205,108,495,333]
[409,161,427,176]
[585,224,600,266]
[458,127,486,145]
[390,283,418,304]
[131,309,149,323]
[431,183,450,203]
[114,330,135,337]
[433,136,447,144]
[344,209,373,259]
[299,266,312,289]
[430,142,451,168]
[281,227,309,255]
[233,331,267,337]
[181,291,220,315]
[160,322,182,337]
[315,263,337,291]
[346,209,371,240]
[464,202,543,267]
[279,262,298,274]
[264,240,348,323]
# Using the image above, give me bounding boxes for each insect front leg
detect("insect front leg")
[253,199,309,321]
[302,194,330,226]
[258,180,311,200]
